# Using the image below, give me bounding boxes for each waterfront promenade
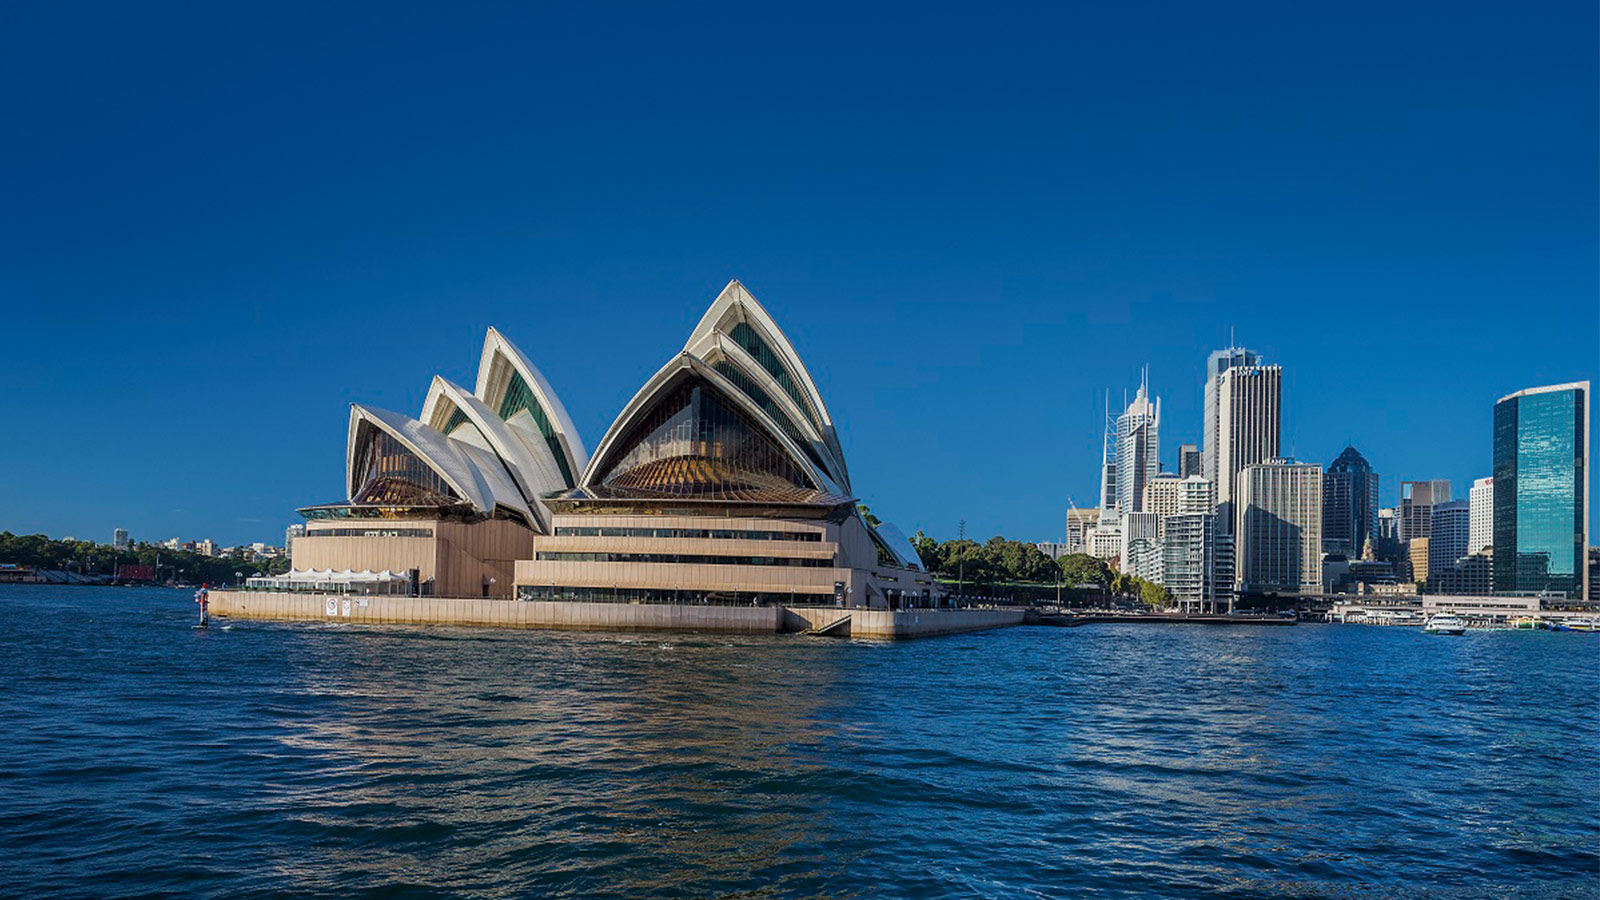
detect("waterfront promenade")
[206,589,1025,639]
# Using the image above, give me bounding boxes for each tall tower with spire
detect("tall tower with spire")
[1115,369,1161,514]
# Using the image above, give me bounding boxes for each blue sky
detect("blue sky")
[1,2,1595,547]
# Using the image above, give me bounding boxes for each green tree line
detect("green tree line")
[0,532,290,585]
[910,531,1173,607]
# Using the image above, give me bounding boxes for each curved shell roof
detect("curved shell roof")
[345,404,531,522]
[475,326,588,486]
[335,328,585,532]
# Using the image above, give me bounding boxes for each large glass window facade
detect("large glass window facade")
[349,426,461,507]
[594,377,818,502]
[711,359,834,478]
[728,322,821,431]
[1494,388,1586,595]
[499,371,576,487]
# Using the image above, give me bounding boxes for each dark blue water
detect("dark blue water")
[1,586,1595,899]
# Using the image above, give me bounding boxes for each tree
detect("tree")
[1139,579,1174,609]
[1057,553,1109,587]
[911,530,942,572]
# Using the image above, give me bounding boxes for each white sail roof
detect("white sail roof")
[681,280,851,491]
[474,326,587,486]
[344,404,533,523]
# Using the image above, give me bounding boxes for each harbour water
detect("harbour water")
[2,585,1595,899]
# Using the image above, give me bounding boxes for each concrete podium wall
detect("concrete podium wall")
[209,591,783,633]
[208,592,1023,639]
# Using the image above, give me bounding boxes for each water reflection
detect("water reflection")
[2,587,1596,900]
[258,628,857,896]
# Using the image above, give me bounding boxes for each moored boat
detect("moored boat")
[1424,613,1467,635]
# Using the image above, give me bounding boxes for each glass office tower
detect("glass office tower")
[1493,382,1590,598]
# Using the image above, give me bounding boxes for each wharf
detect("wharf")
[1031,612,1298,627]
[205,590,1024,640]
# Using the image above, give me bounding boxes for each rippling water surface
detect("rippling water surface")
[2,586,1595,899]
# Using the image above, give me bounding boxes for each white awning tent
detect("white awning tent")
[246,568,414,594]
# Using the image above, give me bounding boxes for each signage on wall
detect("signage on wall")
[325,598,338,616]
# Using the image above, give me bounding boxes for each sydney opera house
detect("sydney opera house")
[278,280,934,609]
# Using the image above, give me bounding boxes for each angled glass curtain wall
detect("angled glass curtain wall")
[441,406,471,436]
[498,371,576,487]
[711,359,833,478]
[728,322,821,432]
[594,376,818,502]
[1494,389,1583,594]
[349,427,461,507]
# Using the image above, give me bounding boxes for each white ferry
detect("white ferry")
[1554,617,1598,633]
[1423,613,1467,635]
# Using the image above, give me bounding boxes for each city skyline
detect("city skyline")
[1,3,1594,547]
[12,336,1592,551]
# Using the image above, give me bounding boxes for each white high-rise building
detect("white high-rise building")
[112,528,129,549]
[1202,346,1260,487]
[1162,512,1217,613]
[1214,364,1282,529]
[1468,476,1494,555]
[1236,458,1322,594]
[1120,512,1160,574]
[1115,380,1161,515]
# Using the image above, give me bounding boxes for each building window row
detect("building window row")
[304,528,436,538]
[515,585,830,606]
[553,526,820,542]
[535,551,831,567]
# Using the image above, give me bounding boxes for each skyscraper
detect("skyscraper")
[1400,480,1452,543]
[1236,458,1323,594]
[1469,476,1494,555]
[1115,380,1161,514]
[1322,446,1379,557]
[1213,364,1282,530]
[1202,346,1260,487]
[1428,500,1471,588]
[1177,443,1201,478]
[1097,394,1117,515]
[112,528,129,549]
[1493,381,1590,599]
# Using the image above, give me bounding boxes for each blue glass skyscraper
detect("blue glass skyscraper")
[1492,382,1590,599]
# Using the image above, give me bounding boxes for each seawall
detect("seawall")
[207,591,1024,640]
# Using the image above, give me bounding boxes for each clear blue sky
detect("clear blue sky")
[2,2,1595,548]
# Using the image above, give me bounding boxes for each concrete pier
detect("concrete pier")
[207,591,1024,640]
